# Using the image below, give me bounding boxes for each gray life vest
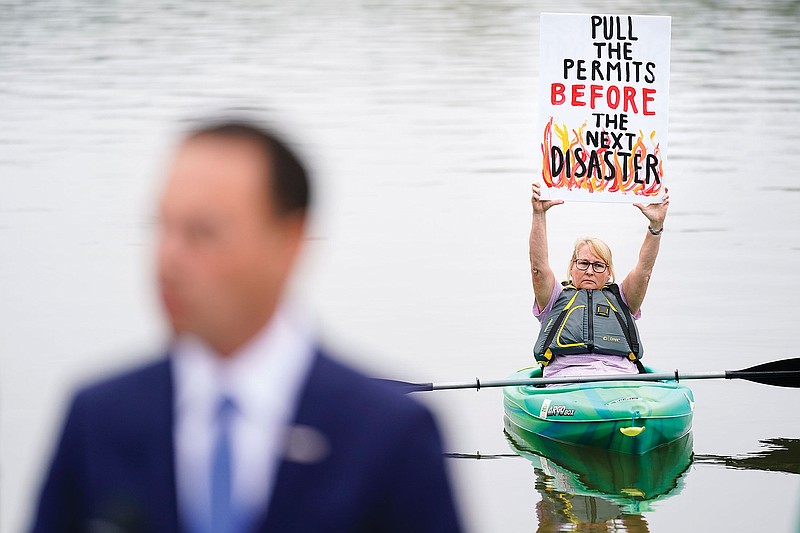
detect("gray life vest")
[534,282,643,366]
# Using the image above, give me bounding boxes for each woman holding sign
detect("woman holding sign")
[529,182,669,378]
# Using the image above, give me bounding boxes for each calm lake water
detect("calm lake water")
[2,1,799,531]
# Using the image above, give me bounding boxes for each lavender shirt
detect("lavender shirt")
[534,283,641,378]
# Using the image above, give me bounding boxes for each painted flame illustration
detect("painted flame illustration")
[541,117,664,197]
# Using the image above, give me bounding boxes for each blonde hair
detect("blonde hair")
[568,237,615,283]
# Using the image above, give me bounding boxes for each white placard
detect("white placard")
[538,13,671,203]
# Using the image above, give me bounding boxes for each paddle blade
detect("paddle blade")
[727,358,800,388]
[374,379,434,394]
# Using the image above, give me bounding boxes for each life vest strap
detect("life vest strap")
[606,283,641,357]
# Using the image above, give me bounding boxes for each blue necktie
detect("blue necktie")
[210,396,236,533]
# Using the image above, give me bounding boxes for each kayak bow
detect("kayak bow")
[502,366,694,454]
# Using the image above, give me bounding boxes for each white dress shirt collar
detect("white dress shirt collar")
[171,305,316,529]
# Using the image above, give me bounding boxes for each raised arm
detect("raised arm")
[621,188,670,315]
[530,182,563,309]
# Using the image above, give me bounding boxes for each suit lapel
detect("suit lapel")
[145,357,182,532]
[257,350,336,530]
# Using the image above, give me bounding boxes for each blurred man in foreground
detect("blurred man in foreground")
[31,120,462,532]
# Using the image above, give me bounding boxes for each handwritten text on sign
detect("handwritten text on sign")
[538,14,671,203]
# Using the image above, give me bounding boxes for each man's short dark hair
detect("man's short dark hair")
[184,119,311,216]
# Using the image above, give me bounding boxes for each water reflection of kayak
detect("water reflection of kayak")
[505,420,694,516]
[503,366,695,454]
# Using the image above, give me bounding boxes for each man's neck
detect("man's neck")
[208,305,278,358]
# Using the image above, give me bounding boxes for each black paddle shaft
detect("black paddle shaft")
[377,357,800,393]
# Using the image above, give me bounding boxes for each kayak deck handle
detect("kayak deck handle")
[620,426,646,437]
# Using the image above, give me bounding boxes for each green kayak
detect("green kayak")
[503,366,694,454]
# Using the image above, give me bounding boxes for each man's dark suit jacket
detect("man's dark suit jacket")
[31,350,462,532]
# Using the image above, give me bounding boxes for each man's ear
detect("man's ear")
[280,213,307,262]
